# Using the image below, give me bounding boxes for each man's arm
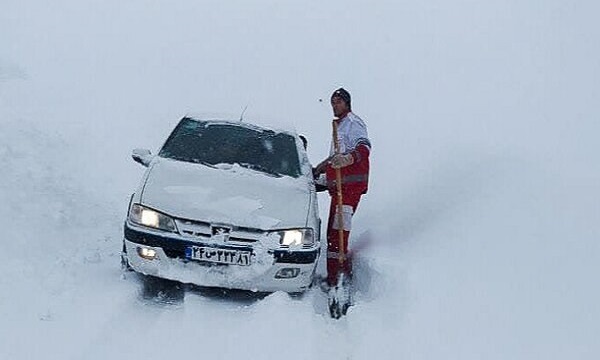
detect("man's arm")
[330,144,370,169]
[350,143,370,164]
[313,156,331,177]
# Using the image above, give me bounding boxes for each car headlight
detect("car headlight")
[128,204,177,232]
[277,228,314,247]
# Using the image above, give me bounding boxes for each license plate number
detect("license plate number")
[185,246,252,266]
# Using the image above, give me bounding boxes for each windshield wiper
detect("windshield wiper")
[238,162,281,177]
[194,160,219,169]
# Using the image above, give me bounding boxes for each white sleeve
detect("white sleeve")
[348,117,371,151]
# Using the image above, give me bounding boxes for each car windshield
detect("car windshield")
[159,118,302,178]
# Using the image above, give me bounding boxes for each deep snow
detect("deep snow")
[1,1,599,359]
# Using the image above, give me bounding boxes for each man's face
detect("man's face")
[331,96,349,118]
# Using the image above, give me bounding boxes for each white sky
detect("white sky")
[1,1,599,359]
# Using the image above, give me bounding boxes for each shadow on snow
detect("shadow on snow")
[132,273,271,307]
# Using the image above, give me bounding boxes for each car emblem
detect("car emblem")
[211,225,231,241]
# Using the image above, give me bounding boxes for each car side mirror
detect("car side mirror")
[132,148,153,167]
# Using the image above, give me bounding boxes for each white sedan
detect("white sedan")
[121,117,321,292]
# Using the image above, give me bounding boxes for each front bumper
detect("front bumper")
[123,223,319,292]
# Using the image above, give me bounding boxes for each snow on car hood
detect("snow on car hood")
[140,157,311,230]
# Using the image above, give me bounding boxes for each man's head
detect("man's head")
[331,88,351,118]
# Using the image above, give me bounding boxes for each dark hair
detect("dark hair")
[331,88,351,110]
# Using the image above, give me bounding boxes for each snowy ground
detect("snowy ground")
[1,1,599,359]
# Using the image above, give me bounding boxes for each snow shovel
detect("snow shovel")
[328,118,352,319]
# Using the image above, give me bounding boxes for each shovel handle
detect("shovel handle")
[332,120,346,265]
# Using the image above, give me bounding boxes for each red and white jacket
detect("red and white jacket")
[325,112,371,196]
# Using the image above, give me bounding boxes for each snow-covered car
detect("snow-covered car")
[121,117,321,292]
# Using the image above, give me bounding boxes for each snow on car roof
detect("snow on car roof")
[183,113,299,138]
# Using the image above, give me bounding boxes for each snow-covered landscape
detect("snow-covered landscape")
[1,1,599,359]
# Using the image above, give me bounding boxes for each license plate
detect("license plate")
[185,246,252,266]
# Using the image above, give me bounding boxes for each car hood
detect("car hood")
[140,158,311,230]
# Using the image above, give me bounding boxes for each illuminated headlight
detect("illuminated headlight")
[129,204,177,232]
[137,246,157,260]
[278,229,314,247]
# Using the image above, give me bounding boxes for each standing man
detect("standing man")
[313,88,371,288]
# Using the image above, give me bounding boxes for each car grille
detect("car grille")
[176,219,211,237]
[124,224,318,264]
[163,248,186,259]
[175,219,263,244]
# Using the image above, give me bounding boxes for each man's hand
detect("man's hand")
[330,153,354,169]
[313,157,331,178]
